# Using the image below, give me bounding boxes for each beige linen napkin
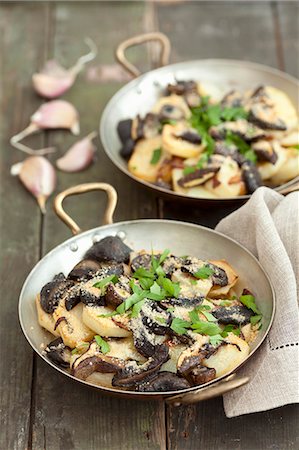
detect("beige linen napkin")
[216,187,299,417]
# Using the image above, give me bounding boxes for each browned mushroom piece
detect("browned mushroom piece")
[137,372,191,392]
[71,342,125,380]
[209,263,229,287]
[166,80,200,108]
[249,103,287,131]
[221,90,244,108]
[130,253,153,272]
[117,119,133,144]
[140,301,172,335]
[85,236,132,264]
[210,119,265,143]
[214,142,246,166]
[177,343,217,385]
[67,259,103,281]
[177,167,219,189]
[241,161,263,194]
[112,344,169,388]
[175,129,202,145]
[252,140,278,164]
[40,273,75,314]
[45,337,72,368]
[213,305,253,325]
[105,276,131,308]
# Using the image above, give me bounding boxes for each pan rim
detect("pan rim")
[18,218,276,398]
[100,58,299,202]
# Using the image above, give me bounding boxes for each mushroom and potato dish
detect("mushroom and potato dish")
[36,236,262,392]
[117,81,299,198]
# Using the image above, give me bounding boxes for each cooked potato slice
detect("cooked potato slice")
[107,337,145,362]
[151,94,191,119]
[208,259,238,297]
[53,301,94,348]
[82,305,131,338]
[160,344,187,373]
[197,82,224,103]
[162,124,204,159]
[205,157,246,198]
[86,372,114,387]
[203,332,250,377]
[269,148,299,185]
[128,136,169,182]
[35,294,60,337]
[172,168,218,198]
[280,126,299,147]
[257,142,287,180]
[264,86,298,130]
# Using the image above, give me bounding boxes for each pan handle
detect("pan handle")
[166,374,249,406]
[115,32,171,78]
[276,179,299,195]
[54,183,118,235]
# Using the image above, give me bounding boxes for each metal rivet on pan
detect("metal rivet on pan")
[92,234,102,243]
[153,80,160,87]
[70,242,78,252]
[116,231,126,240]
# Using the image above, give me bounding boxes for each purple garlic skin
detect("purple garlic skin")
[56,132,97,173]
[11,156,56,213]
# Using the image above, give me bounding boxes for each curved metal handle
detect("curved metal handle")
[54,183,118,235]
[166,374,249,406]
[276,179,299,195]
[115,32,171,78]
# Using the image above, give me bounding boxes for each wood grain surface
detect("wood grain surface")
[0,2,298,450]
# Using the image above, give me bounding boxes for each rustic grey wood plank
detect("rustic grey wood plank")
[276,1,299,77]
[156,2,299,449]
[0,3,50,450]
[31,2,166,450]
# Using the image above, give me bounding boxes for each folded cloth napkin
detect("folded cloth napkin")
[216,187,299,417]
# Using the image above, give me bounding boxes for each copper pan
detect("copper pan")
[100,32,299,205]
[19,183,275,404]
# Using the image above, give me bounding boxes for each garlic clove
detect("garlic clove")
[32,38,97,99]
[11,156,56,213]
[31,100,80,134]
[56,131,97,172]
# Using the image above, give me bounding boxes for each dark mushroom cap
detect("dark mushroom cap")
[85,236,132,264]
[177,167,219,189]
[140,301,172,335]
[40,273,74,314]
[117,119,133,144]
[175,130,202,145]
[45,337,71,368]
[112,344,169,388]
[213,305,253,325]
[130,253,152,272]
[241,161,263,194]
[105,276,131,308]
[68,259,103,281]
[137,372,191,392]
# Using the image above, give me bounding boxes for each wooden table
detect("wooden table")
[1,2,298,449]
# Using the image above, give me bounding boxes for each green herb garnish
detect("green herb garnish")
[93,275,119,289]
[95,335,110,354]
[225,131,257,163]
[171,318,192,335]
[193,265,214,279]
[209,334,224,346]
[239,294,261,314]
[150,148,162,165]
[191,320,222,336]
[250,314,262,326]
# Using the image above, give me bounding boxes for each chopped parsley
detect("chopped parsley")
[193,265,214,279]
[239,294,261,314]
[93,275,118,289]
[150,148,162,165]
[95,335,110,354]
[250,314,262,326]
[170,318,192,335]
[225,131,257,163]
[209,334,224,346]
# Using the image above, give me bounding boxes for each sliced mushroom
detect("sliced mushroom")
[166,80,201,108]
[130,253,152,272]
[78,279,105,307]
[210,119,265,142]
[152,94,191,121]
[137,372,190,392]
[85,236,132,264]
[241,160,263,194]
[209,263,228,287]
[120,138,135,160]
[130,316,167,357]
[112,344,169,388]
[214,142,246,166]
[117,119,133,144]
[177,339,216,385]
[105,275,131,308]
[221,90,244,108]
[45,337,71,368]
[177,167,219,188]
[208,259,238,297]
[213,305,253,325]
[140,301,172,335]
[162,124,203,159]
[72,342,125,380]
[252,140,278,164]
[249,103,287,131]
[68,259,103,281]
[40,273,74,314]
